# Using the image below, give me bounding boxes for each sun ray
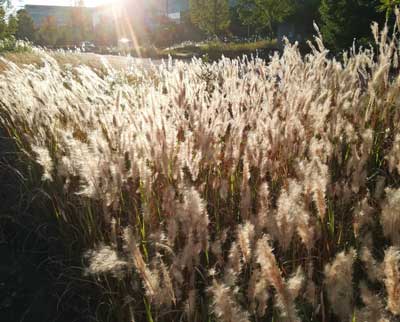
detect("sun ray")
[121,8,142,57]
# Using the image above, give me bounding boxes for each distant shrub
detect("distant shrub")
[0,37,32,53]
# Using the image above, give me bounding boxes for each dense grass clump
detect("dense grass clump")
[1,18,400,322]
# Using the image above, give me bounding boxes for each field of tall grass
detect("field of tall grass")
[1,17,400,322]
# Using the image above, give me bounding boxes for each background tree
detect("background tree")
[237,0,296,35]
[229,4,255,38]
[56,26,74,47]
[292,0,321,25]
[236,0,256,35]
[0,0,15,18]
[6,14,17,38]
[378,0,400,19]
[69,0,92,45]
[285,0,321,40]
[189,0,230,36]
[0,0,11,11]
[15,9,36,41]
[0,6,6,39]
[37,16,58,47]
[320,0,382,51]
[94,16,117,47]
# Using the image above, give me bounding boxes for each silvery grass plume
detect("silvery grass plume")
[324,248,356,321]
[383,247,400,315]
[3,15,400,322]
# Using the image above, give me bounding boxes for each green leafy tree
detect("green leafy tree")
[15,9,36,41]
[237,0,295,34]
[6,14,17,38]
[320,0,381,51]
[0,0,11,12]
[292,0,321,23]
[0,7,6,39]
[378,0,400,19]
[236,0,255,33]
[189,0,230,36]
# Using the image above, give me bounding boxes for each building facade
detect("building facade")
[25,5,95,27]
[25,1,236,29]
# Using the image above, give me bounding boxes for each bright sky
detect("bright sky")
[15,0,113,7]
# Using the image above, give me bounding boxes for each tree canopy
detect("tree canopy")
[378,0,400,19]
[320,0,382,51]
[237,0,296,34]
[15,9,36,41]
[0,7,6,39]
[189,0,230,36]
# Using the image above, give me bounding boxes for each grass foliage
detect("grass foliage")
[1,18,400,322]
[162,39,278,59]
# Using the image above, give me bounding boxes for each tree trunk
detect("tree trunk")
[214,0,217,36]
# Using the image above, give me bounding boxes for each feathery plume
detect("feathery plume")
[383,247,400,315]
[210,280,250,322]
[324,248,356,320]
[381,188,400,246]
